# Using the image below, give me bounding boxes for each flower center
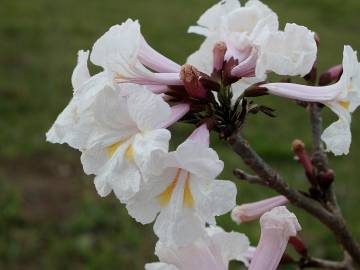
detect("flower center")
[157,169,195,208]
[338,100,350,109]
[106,137,133,161]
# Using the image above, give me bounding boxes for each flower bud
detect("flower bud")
[231,196,289,224]
[213,41,227,72]
[180,64,208,99]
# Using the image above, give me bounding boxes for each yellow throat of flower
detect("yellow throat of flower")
[158,169,195,208]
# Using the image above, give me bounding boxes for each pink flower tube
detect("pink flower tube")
[261,82,340,102]
[231,195,289,224]
[187,123,210,147]
[249,206,301,270]
[139,37,181,73]
[158,103,190,128]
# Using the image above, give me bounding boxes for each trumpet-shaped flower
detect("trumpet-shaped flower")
[249,206,301,270]
[187,0,316,82]
[80,87,173,202]
[126,125,237,246]
[262,46,360,155]
[145,226,250,270]
[91,19,182,86]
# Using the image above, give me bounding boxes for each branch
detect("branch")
[233,168,266,186]
[309,103,339,212]
[228,133,360,267]
[300,256,353,270]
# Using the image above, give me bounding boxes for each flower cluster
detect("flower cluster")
[47,0,360,269]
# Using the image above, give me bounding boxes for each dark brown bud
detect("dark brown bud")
[319,169,335,188]
[180,64,208,99]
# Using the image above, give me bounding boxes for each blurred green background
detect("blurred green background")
[1,0,360,269]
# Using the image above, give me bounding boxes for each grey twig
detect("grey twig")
[233,168,266,186]
[300,255,353,270]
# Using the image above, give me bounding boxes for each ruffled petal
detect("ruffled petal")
[207,226,250,265]
[127,88,171,131]
[189,0,240,34]
[71,50,91,90]
[90,19,141,71]
[175,141,224,179]
[256,23,317,78]
[321,118,352,156]
[132,129,171,171]
[191,179,237,224]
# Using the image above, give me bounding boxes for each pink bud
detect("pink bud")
[249,206,301,270]
[213,41,227,71]
[231,49,258,78]
[187,123,210,147]
[231,196,289,224]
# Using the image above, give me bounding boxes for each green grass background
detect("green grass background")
[1,0,360,269]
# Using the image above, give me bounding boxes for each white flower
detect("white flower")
[145,226,250,270]
[263,46,360,155]
[80,87,172,202]
[126,129,237,246]
[188,0,277,75]
[187,0,316,83]
[256,23,317,78]
[91,19,182,86]
[46,50,112,150]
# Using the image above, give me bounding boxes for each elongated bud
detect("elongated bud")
[249,206,301,270]
[231,196,289,224]
[319,64,343,86]
[292,139,315,184]
[180,64,208,99]
[213,41,227,71]
[187,123,210,147]
[289,236,307,256]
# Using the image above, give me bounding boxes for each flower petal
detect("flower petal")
[127,88,171,131]
[132,129,171,171]
[321,118,352,156]
[145,263,179,270]
[256,23,317,77]
[192,179,237,224]
[71,50,91,90]
[175,141,224,179]
[207,226,250,264]
[90,19,141,70]
[189,0,240,34]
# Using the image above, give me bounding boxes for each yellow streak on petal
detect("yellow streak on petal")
[183,172,194,208]
[107,139,127,158]
[338,100,350,109]
[158,169,181,207]
[125,144,134,161]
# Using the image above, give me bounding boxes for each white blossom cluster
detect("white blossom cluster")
[47,0,360,269]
